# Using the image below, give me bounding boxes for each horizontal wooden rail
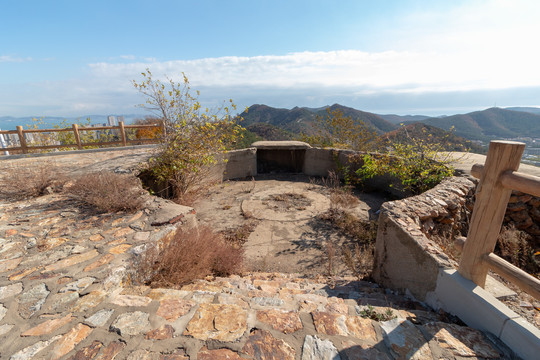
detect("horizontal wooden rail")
[460,141,540,302]
[471,164,540,197]
[454,236,540,300]
[484,252,540,300]
[0,121,161,154]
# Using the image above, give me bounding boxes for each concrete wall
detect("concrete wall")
[207,148,257,181]
[373,176,540,359]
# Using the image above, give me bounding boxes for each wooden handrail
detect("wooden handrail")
[0,121,161,154]
[484,253,540,300]
[458,140,540,301]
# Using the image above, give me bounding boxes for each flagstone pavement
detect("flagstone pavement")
[0,147,519,359]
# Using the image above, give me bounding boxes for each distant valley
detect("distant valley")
[2,106,540,164]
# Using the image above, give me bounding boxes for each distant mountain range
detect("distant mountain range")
[2,106,540,145]
[418,107,540,141]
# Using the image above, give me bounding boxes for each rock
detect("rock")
[84,253,115,272]
[0,282,23,300]
[0,324,14,336]
[380,318,432,360]
[110,294,152,307]
[312,312,377,342]
[156,299,194,321]
[256,309,303,333]
[95,340,126,359]
[85,309,115,327]
[9,335,61,360]
[242,329,295,360]
[49,323,93,360]
[198,347,244,360]
[69,340,103,359]
[341,341,391,360]
[21,313,74,336]
[71,291,107,312]
[423,322,501,358]
[110,311,150,336]
[302,335,341,360]
[44,250,99,272]
[0,304,7,322]
[47,291,80,312]
[184,304,247,342]
[250,296,284,308]
[18,283,50,319]
[145,324,175,340]
[0,257,22,273]
[59,277,95,293]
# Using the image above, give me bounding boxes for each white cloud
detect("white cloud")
[0,55,32,63]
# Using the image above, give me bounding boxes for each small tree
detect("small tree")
[133,69,243,201]
[357,125,455,195]
[301,108,379,151]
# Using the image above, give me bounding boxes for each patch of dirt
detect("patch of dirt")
[193,174,389,277]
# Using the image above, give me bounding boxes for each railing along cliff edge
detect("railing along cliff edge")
[0,121,160,154]
[457,140,540,300]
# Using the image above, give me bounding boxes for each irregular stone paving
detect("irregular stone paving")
[0,193,517,359]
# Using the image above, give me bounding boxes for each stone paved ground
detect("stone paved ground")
[0,148,519,359]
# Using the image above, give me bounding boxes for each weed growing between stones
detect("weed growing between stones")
[0,162,65,199]
[358,305,396,322]
[137,226,244,288]
[66,171,146,213]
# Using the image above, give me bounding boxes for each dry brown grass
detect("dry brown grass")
[319,208,377,279]
[496,226,539,277]
[220,220,259,246]
[137,226,244,288]
[66,171,145,213]
[0,162,65,199]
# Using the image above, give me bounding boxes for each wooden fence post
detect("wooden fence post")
[458,141,525,287]
[16,126,28,154]
[118,121,127,146]
[72,124,82,149]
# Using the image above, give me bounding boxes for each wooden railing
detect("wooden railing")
[0,121,161,154]
[457,140,540,300]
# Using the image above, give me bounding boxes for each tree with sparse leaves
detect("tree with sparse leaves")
[133,69,244,201]
[301,108,379,151]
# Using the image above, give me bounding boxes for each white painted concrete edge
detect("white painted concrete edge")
[425,269,540,360]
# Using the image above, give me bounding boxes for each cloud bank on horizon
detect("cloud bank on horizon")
[1,0,540,117]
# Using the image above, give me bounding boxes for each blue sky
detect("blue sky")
[1,0,540,118]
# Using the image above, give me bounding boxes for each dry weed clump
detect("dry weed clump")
[496,226,539,277]
[66,171,145,213]
[0,163,65,199]
[138,226,243,288]
[319,208,378,279]
[220,220,259,246]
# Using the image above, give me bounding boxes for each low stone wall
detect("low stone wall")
[506,191,540,245]
[372,176,476,299]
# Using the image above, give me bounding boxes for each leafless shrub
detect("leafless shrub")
[66,171,145,213]
[137,226,244,287]
[342,244,374,280]
[497,226,539,277]
[319,208,377,244]
[0,163,65,199]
